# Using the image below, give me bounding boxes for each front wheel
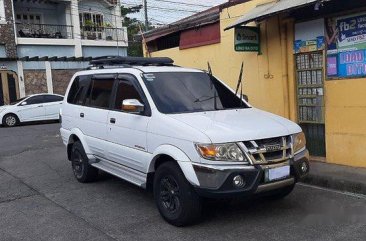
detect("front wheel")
[3,114,19,127]
[153,162,202,226]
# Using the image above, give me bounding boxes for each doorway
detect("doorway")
[0,71,20,106]
[295,51,326,157]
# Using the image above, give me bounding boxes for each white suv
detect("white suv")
[60,57,309,226]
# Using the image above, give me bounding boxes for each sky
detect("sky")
[121,0,228,25]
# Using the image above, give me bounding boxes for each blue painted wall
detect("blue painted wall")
[82,46,127,57]
[0,62,18,72]
[0,45,6,58]
[22,61,89,70]
[17,45,75,58]
[14,1,69,26]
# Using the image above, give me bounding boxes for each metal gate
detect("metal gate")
[7,74,17,103]
[0,74,4,106]
[296,51,326,157]
[0,71,19,106]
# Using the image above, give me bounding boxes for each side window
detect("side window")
[113,79,144,111]
[85,76,115,109]
[44,95,63,103]
[67,75,92,105]
[26,95,44,105]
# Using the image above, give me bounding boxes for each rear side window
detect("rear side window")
[26,95,44,105]
[67,75,92,105]
[85,75,115,109]
[44,95,63,103]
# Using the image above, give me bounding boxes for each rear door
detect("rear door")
[44,95,64,120]
[18,95,46,121]
[79,74,115,159]
[63,75,92,130]
[106,74,151,172]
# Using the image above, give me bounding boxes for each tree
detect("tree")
[121,5,156,57]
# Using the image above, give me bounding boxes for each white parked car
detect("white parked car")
[0,93,64,127]
[60,57,309,226]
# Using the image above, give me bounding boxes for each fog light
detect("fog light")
[233,175,245,188]
[301,162,308,173]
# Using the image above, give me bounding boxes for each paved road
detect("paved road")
[0,123,365,241]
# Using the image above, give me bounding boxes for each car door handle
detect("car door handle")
[80,113,84,118]
[110,118,116,124]
[38,105,43,107]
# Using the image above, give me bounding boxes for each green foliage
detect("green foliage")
[121,5,155,57]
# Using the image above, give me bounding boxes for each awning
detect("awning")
[224,0,323,30]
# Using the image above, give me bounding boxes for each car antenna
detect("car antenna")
[235,62,244,106]
[207,62,218,110]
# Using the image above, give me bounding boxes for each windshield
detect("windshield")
[11,97,26,105]
[142,72,249,114]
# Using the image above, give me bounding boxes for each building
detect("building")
[0,0,127,104]
[143,0,366,168]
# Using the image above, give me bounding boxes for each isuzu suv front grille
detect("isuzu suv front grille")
[240,136,293,164]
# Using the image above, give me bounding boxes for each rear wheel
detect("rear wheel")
[70,141,98,183]
[153,162,202,226]
[3,114,19,127]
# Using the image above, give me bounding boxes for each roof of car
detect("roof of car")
[76,66,205,76]
[27,93,64,98]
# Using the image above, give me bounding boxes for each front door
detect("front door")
[18,95,46,121]
[106,74,151,173]
[295,51,326,157]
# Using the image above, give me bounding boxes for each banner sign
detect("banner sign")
[326,12,366,78]
[234,26,260,52]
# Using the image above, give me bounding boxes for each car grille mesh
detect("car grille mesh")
[241,136,292,164]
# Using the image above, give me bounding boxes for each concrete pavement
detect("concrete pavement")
[0,123,365,241]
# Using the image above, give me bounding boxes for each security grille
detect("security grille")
[241,136,292,164]
[296,51,325,124]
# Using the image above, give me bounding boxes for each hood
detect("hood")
[169,108,302,143]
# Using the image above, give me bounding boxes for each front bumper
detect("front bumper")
[193,149,309,198]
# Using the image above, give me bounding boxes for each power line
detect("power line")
[151,0,213,8]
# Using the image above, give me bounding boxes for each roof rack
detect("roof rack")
[89,56,174,68]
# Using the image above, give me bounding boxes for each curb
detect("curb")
[301,174,366,196]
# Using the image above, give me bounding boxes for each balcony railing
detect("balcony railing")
[80,26,126,42]
[16,23,73,39]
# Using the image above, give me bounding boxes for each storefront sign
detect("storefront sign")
[294,19,325,54]
[234,26,260,52]
[326,12,366,78]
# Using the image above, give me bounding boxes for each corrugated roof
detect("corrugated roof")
[142,0,251,42]
[224,0,326,30]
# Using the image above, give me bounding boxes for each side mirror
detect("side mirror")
[122,99,144,113]
[242,94,249,102]
[21,101,27,106]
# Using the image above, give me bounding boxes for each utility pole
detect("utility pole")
[144,0,148,31]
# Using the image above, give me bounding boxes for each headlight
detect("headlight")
[293,132,306,154]
[195,143,248,162]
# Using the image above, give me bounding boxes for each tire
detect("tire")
[153,162,202,227]
[265,184,295,200]
[70,141,98,183]
[3,114,19,127]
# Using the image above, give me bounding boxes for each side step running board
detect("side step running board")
[91,158,147,188]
